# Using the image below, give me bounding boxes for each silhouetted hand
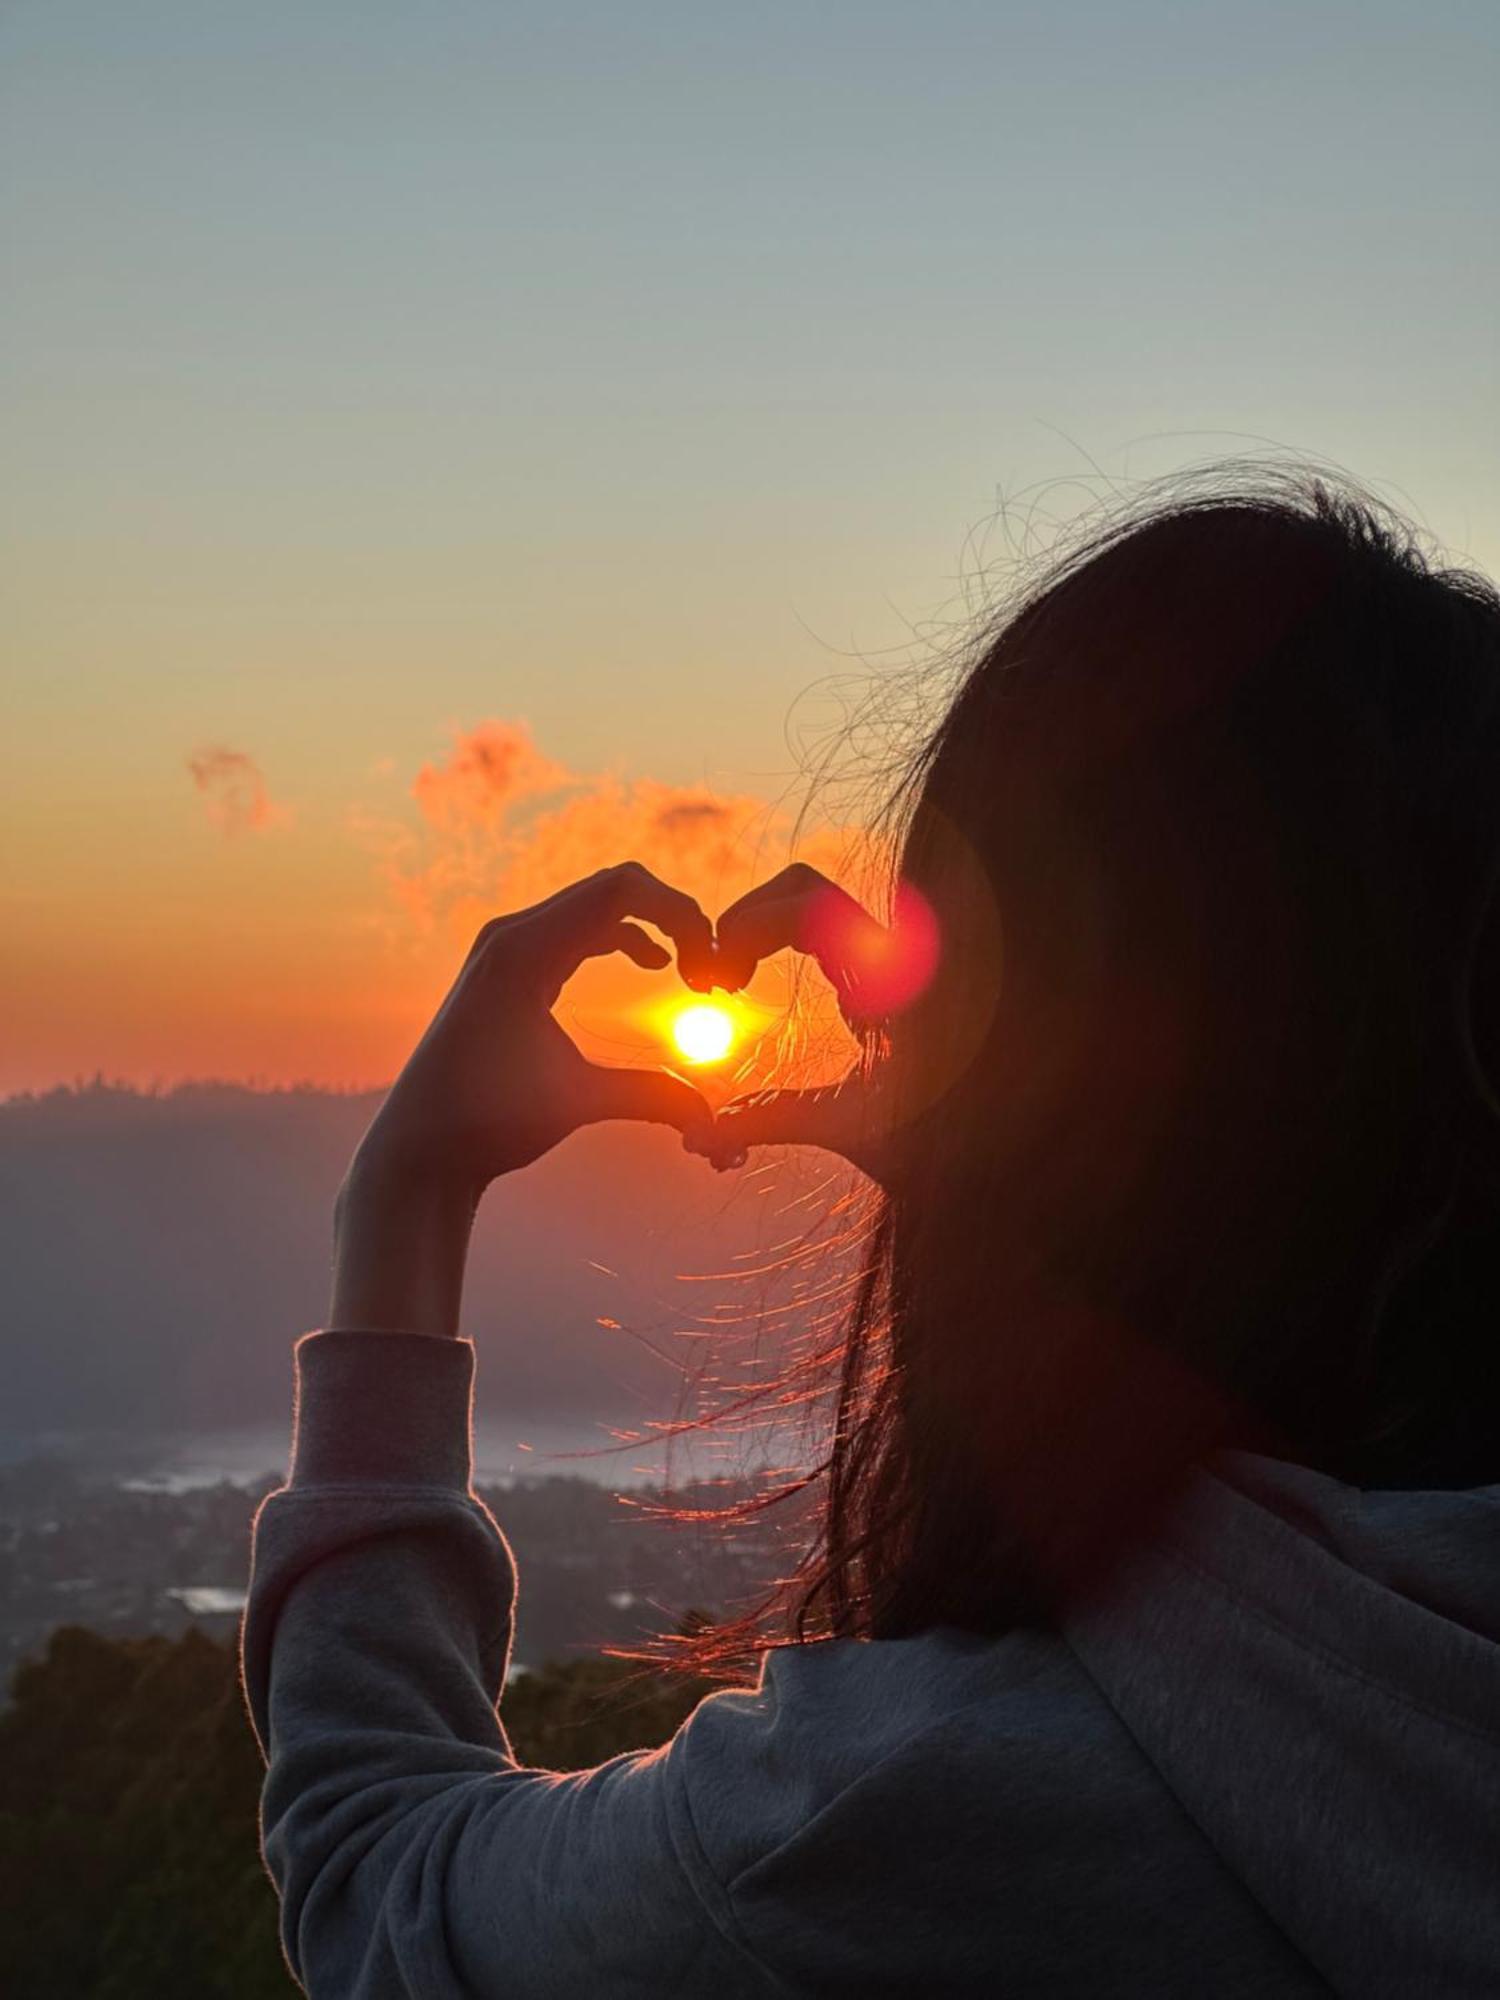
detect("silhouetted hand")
[329,864,718,1336]
[702,863,909,1188]
[700,1072,894,1184]
[350,862,718,1200]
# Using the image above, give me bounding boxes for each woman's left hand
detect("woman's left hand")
[328,863,717,1337]
[697,863,907,1188]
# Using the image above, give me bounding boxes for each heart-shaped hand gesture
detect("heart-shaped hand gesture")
[330,861,909,1336]
[347,863,721,1200]
[345,860,910,1212]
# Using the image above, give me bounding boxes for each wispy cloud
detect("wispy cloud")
[409,719,572,832]
[345,719,874,1086]
[186,746,293,837]
[352,718,853,942]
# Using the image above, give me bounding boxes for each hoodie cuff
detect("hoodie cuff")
[287,1329,476,1493]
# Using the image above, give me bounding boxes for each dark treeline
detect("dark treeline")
[0,1624,715,1998]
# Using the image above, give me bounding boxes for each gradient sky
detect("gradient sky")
[4,0,1497,1095]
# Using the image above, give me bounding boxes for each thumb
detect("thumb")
[580,1063,713,1144]
[708,1080,886,1179]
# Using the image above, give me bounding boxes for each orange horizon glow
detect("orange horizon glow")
[2,718,871,1102]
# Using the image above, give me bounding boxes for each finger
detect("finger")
[531,864,716,990]
[602,863,716,983]
[713,865,890,1017]
[590,920,671,972]
[704,1079,882,1176]
[713,864,868,979]
[580,1063,713,1143]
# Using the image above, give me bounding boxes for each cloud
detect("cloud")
[410,719,572,833]
[501,777,780,914]
[348,718,880,1087]
[356,718,846,941]
[186,746,293,837]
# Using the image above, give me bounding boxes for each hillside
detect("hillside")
[0,1079,848,1441]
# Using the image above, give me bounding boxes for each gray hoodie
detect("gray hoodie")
[241,1330,1500,1997]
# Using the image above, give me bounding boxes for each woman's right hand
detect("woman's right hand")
[699,864,913,1187]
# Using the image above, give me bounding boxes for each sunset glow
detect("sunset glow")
[6,5,1490,1106]
[670,1001,736,1065]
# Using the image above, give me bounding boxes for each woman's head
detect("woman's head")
[844,467,1500,1631]
[665,463,1500,1675]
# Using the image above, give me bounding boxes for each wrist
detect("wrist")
[329,1154,481,1340]
[337,1128,483,1217]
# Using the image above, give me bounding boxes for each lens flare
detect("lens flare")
[802,878,941,1023]
[671,1001,736,1065]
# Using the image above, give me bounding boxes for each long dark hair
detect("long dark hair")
[643,462,1500,1681]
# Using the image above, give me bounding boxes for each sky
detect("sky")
[4,0,1497,1097]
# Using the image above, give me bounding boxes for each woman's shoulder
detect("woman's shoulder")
[670,1622,1129,1849]
[657,1624,1273,1997]
[753,1621,1090,1729]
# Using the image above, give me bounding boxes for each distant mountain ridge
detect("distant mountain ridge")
[0,1079,834,1440]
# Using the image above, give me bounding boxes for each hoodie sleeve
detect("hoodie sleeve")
[239,1330,786,1999]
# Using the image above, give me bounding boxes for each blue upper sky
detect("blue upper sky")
[6,0,1495,778]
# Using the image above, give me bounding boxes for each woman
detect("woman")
[242,465,1500,1997]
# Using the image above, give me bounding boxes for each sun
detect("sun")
[670,1000,736,1065]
